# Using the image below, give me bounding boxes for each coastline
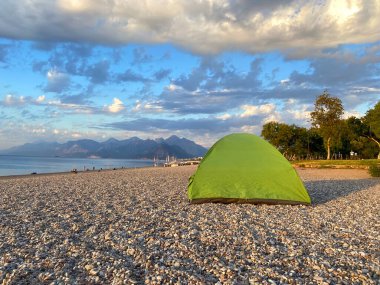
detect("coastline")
[0,155,157,179]
[0,163,373,180]
[0,165,158,180]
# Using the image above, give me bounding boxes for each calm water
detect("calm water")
[0,156,156,176]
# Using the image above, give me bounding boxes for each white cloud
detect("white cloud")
[286,109,310,121]
[240,103,276,118]
[36,95,45,103]
[31,128,46,134]
[167,84,181,91]
[58,0,92,12]
[284,99,311,121]
[1,0,379,54]
[45,100,97,114]
[328,0,361,23]
[343,110,362,119]
[45,69,70,93]
[4,94,13,105]
[280,79,290,85]
[240,125,260,134]
[355,87,380,92]
[132,100,163,113]
[132,100,142,112]
[262,114,281,124]
[3,94,26,106]
[217,113,232,120]
[144,103,163,112]
[106,97,124,113]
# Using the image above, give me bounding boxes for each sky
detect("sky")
[0,0,380,149]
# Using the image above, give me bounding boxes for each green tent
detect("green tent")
[188,133,311,205]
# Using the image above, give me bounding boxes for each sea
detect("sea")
[0,155,156,176]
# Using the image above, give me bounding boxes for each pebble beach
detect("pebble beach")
[0,166,379,284]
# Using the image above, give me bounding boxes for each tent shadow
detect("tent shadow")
[304,178,379,205]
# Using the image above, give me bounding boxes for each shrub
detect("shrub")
[369,164,380,177]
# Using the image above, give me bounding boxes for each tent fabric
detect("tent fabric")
[188,133,311,205]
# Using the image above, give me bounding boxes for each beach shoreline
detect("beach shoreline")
[0,165,158,180]
[0,163,373,180]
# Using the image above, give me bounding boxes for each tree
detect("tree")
[345,117,366,139]
[364,101,380,159]
[307,128,326,159]
[350,136,378,159]
[310,91,344,160]
[261,122,325,160]
[261,122,294,155]
[343,116,376,159]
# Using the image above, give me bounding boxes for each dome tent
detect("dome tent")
[188,133,311,205]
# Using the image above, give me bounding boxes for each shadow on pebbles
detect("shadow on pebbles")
[0,166,379,284]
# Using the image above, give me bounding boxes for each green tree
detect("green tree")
[345,116,366,139]
[307,128,326,159]
[344,117,373,158]
[350,136,378,159]
[310,91,344,160]
[261,122,294,155]
[261,122,325,159]
[364,101,380,159]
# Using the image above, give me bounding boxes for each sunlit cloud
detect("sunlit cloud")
[58,0,92,12]
[3,94,26,106]
[105,97,125,113]
[36,95,45,103]
[1,1,379,54]
[217,113,232,120]
[240,104,276,118]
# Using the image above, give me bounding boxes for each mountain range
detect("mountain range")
[0,136,208,159]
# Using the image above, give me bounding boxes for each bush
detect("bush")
[369,164,380,177]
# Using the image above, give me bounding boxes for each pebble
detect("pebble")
[84,264,93,271]
[0,166,379,284]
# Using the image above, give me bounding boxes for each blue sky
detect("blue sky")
[0,0,380,149]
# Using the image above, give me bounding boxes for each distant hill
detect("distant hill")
[0,136,208,159]
[165,135,207,157]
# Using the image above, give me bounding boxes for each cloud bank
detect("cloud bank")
[1,0,379,54]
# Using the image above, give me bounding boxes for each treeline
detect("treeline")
[261,91,380,160]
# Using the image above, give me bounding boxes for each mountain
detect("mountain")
[165,135,206,157]
[0,136,208,159]
[2,141,61,157]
